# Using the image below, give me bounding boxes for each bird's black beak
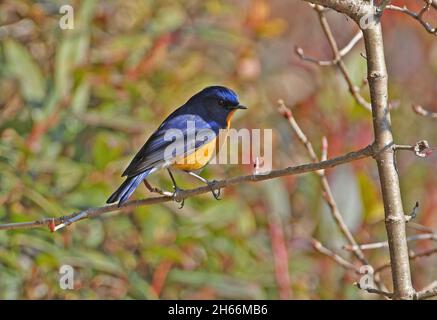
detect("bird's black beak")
[235,104,247,110]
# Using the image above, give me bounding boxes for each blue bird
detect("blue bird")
[106,86,246,207]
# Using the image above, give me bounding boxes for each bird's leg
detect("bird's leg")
[167,168,184,208]
[143,179,172,196]
[185,171,221,200]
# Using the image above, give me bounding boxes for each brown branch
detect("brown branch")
[362,20,415,299]
[344,233,437,251]
[278,100,368,264]
[316,7,372,111]
[300,0,373,22]
[415,281,437,300]
[355,282,393,298]
[378,0,392,12]
[279,100,388,293]
[0,144,375,231]
[312,237,393,298]
[296,5,371,111]
[311,239,360,273]
[386,3,437,36]
[374,248,437,275]
[295,31,363,66]
[394,140,432,158]
[413,105,437,119]
[299,0,435,299]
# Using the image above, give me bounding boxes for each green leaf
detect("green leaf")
[3,39,46,103]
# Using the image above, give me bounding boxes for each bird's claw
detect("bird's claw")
[207,180,221,200]
[172,186,185,209]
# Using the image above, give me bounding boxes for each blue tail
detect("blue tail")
[107,170,151,206]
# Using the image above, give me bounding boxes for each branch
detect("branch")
[415,281,437,300]
[344,233,437,251]
[355,282,393,298]
[394,140,432,158]
[279,99,388,293]
[311,240,393,298]
[413,105,437,119]
[0,144,375,231]
[378,0,392,12]
[295,31,363,66]
[386,3,437,36]
[278,100,368,264]
[299,0,425,299]
[296,5,371,111]
[300,0,373,22]
[362,20,415,299]
[374,247,437,275]
[311,239,360,273]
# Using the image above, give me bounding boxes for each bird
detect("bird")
[106,86,247,207]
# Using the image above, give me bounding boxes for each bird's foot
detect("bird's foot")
[143,180,173,196]
[172,186,185,209]
[207,180,221,200]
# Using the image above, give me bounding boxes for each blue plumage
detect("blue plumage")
[106,86,245,206]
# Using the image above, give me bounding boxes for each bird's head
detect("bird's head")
[189,86,247,114]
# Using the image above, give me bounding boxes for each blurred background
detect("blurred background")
[0,0,436,299]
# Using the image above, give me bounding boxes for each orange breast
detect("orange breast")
[226,110,236,129]
[172,137,219,171]
[172,112,235,172]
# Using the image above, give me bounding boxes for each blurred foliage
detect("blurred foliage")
[0,0,436,299]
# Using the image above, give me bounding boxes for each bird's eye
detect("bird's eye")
[218,99,225,107]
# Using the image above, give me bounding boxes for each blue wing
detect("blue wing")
[122,113,221,177]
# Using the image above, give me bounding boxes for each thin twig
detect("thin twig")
[311,237,390,300]
[386,3,437,36]
[295,31,363,66]
[344,233,437,251]
[316,7,372,110]
[295,10,371,111]
[415,281,437,300]
[0,144,375,231]
[374,248,437,274]
[408,222,435,233]
[378,0,392,12]
[311,239,360,273]
[394,140,432,158]
[413,105,437,119]
[279,100,388,293]
[278,100,368,264]
[355,282,393,298]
